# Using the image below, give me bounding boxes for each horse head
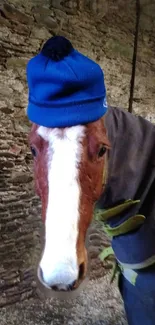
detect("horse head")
[29,118,110,291]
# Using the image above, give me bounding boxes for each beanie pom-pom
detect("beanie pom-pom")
[41,36,74,61]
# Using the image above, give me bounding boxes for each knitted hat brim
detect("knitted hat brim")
[27,99,107,128]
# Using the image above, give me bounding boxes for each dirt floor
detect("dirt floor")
[0,274,127,325]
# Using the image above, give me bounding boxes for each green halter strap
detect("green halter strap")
[93,198,155,286]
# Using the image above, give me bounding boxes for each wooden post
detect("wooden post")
[128,0,141,113]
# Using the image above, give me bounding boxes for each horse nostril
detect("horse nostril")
[78,262,85,280]
[51,280,76,291]
[51,285,58,291]
[67,280,76,291]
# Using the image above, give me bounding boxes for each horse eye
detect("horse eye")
[98,145,106,158]
[30,146,37,158]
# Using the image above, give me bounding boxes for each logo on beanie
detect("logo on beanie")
[103,97,108,109]
[26,36,108,128]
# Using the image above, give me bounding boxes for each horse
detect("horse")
[29,115,110,291]
[27,35,155,324]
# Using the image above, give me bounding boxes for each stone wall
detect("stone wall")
[0,0,155,306]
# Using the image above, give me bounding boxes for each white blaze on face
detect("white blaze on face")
[37,125,85,290]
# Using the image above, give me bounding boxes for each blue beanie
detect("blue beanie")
[26,36,108,128]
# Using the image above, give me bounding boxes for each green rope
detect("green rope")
[99,246,121,284]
